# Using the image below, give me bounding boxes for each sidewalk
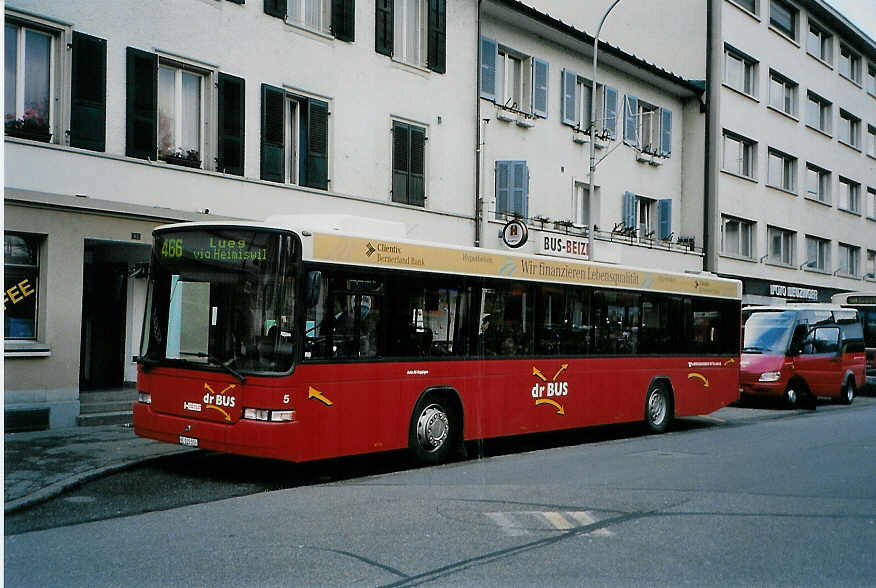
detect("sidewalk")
[4,423,192,513]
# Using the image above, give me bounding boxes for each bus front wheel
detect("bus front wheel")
[409,396,454,464]
[645,382,672,433]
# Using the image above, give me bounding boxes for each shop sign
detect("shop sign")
[536,234,589,260]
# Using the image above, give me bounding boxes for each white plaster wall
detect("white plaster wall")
[715,1,876,291]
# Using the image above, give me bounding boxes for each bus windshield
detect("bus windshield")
[742,311,796,354]
[140,228,297,375]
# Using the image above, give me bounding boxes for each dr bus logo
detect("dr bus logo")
[530,364,569,415]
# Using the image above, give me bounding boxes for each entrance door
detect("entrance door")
[80,260,128,390]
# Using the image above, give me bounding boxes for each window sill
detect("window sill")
[719,253,757,263]
[803,267,831,276]
[284,19,335,41]
[726,0,760,21]
[720,169,758,183]
[766,184,797,197]
[838,73,863,89]
[390,57,432,76]
[838,139,862,153]
[766,105,799,122]
[764,261,797,270]
[868,216,876,223]
[838,207,862,217]
[768,25,800,47]
[722,83,759,103]
[805,124,832,139]
[806,51,833,70]
[804,195,832,207]
[835,272,862,280]
[5,341,51,358]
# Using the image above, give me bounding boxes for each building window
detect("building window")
[838,110,860,149]
[733,0,758,15]
[623,95,671,156]
[869,125,876,158]
[4,21,56,142]
[4,233,40,339]
[805,235,830,271]
[838,244,860,277]
[572,181,591,226]
[768,148,796,193]
[722,130,756,179]
[392,120,426,206]
[260,84,329,190]
[868,187,876,220]
[495,160,528,219]
[561,70,617,138]
[394,0,426,67]
[722,216,754,258]
[496,46,531,112]
[287,0,331,34]
[770,0,797,40]
[635,195,655,239]
[865,250,875,280]
[266,0,354,41]
[838,45,861,84]
[723,45,757,96]
[378,0,445,73]
[806,21,832,64]
[768,70,797,117]
[838,177,860,214]
[158,64,205,164]
[805,92,831,134]
[768,226,795,266]
[805,163,830,203]
[867,63,875,96]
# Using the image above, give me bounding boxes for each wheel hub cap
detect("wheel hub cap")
[649,393,666,424]
[417,406,449,452]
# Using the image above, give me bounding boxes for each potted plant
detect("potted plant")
[5,108,52,142]
[162,147,202,169]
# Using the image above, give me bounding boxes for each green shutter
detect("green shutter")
[532,58,548,118]
[561,69,578,126]
[495,161,510,219]
[260,84,285,183]
[332,0,355,42]
[658,199,672,240]
[264,0,286,18]
[304,98,329,190]
[623,95,638,147]
[392,122,410,204]
[218,73,245,176]
[70,32,106,152]
[480,37,497,100]
[623,191,636,229]
[427,0,446,74]
[660,108,672,156]
[125,47,157,160]
[409,126,425,206]
[375,0,393,56]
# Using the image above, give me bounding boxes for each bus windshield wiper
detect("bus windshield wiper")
[180,351,247,384]
[742,346,764,354]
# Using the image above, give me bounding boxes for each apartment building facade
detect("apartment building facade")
[707,0,875,304]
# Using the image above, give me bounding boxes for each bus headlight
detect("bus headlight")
[758,371,781,382]
[138,392,152,404]
[243,408,295,422]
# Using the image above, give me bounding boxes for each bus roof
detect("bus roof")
[153,216,743,300]
[832,292,876,306]
[745,305,858,323]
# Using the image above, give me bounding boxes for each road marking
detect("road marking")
[486,510,614,537]
[485,512,527,536]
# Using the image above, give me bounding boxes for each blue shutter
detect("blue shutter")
[532,58,549,118]
[623,191,636,229]
[603,86,617,139]
[623,95,638,146]
[511,161,528,218]
[660,108,672,156]
[495,161,510,218]
[658,199,672,240]
[562,69,578,126]
[480,37,497,101]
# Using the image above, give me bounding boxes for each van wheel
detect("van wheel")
[784,386,798,408]
[645,382,672,433]
[409,396,454,465]
[838,378,855,405]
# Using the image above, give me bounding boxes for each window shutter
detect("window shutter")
[260,84,285,183]
[375,0,393,57]
[125,47,157,160]
[305,98,329,190]
[331,0,355,42]
[512,161,528,218]
[392,122,410,204]
[264,0,286,18]
[658,199,672,240]
[623,191,636,229]
[532,58,549,118]
[426,0,446,74]
[218,73,245,176]
[495,161,510,218]
[603,86,617,138]
[623,95,638,146]
[480,37,497,100]
[409,126,426,206]
[660,108,672,156]
[562,69,578,126]
[71,32,106,152]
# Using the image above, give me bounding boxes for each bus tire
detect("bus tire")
[838,377,855,405]
[409,395,455,465]
[644,381,672,433]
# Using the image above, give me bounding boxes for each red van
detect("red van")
[740,306,866,407]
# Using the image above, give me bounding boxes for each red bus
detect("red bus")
[831,292,876,391]
[134,217,742,464]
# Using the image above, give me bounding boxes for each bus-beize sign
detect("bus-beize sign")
[537,234,589,260]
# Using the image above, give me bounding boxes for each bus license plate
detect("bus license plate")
[179,435,199,448]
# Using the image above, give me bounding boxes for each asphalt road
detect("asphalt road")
[6,399,876,586]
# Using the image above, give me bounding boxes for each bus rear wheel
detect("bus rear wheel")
[409,396,454,465]
[645,382,672,433]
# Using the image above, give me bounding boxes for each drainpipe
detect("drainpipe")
[703,0,714,271]
[474,0,483,247]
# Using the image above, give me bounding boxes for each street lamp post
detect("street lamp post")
[588,0,622,262]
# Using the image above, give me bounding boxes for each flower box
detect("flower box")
[163,154,202,169]
[5,124,52,143]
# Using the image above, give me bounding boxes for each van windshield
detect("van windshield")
[742,311,796,354]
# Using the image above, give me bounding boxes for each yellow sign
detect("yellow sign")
[535,398,565,415]
[312,233,741,299]
[687,373,710,388]
[308,386,333,406]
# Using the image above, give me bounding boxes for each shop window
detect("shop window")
[4,233,40,339]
